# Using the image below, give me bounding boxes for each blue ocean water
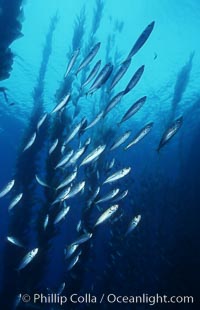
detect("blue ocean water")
[0,0,200,309]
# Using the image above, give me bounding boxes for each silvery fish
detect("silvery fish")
[94,205,119,227]
[57,282,65,295]
[64,121,83,145]
[76,220,82,232]
[55,150,74,169]
[52,186,71,205]
[112,190,128,203]
[37,113,48,131]
[13,294,21,309]
[65,244,79,259]
[49,138,59,155]
[87,186,100,206]
[110,131,131,151]
[76,42,101,75]
[67,252,81,271]
[80,145,106,166]
[56,169,77,191]
[81,60,101,88]
[95,188,120,204]
[125,214,141,236]
[87,63,113,95]
[127,21,155,59]
[54,206,70,225]
[17,248,38,271]
[103,167,131,184]
[106,158,115,171]
[119,96,147,124]
[35,175,50,188]
[23,132,37,152]
[7,236,24,248]
[157,116,183,152]
[63,181,85,200]
[8,193,23,211]
[123,65,145,95]
[65,146,85,167]
[103,91,124,117]
[0,179,15,198]
[124,122,154,150]
[51,93,71,114]
[109,59,131,91]
[71,232,93,246]
[64,48,80,78]
[44,214,49,230]
[83,111,104,131]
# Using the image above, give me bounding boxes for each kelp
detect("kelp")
[169,51,194,122]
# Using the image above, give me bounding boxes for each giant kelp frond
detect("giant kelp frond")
[92,0,104,38]
[72,6,86,51]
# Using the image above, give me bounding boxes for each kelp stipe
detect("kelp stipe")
[0,14,58,307]
[169,52,194,123]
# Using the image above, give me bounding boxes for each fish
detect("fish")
[51,93,71,114]
[64,121,83,145]
[56,169,77,191]
[123,65,145,95]
[105,158,116,172]
[103,167,131,184]
[23,132,37,152]
[62,181,85,200]
[79,118,88,137]
[124,122,154,150]
[76,42,101,75]
[112,190,128,203]
[35,175,50,188]
[7,236,24,248]
[49,138,59,155]
[76,220,82,232]
[95,188,120,204]
[54,205,70,225]
[67,252,81,271]
[103,91,124,117]
[37,113,48,131]
[109,59,131,91]
[80,145,106,166]
[65,244,79,259]
[87,63,113,95]
[94,205,119,227]
[157,116,183,152]
[57,282,65,295]
[127,21,155,59]
[13,294,21,309]
[8,193,23,211]
[17,248,38,271]
[0,179,15,198]
[64,48,80,77]
[81,60,101,88]
[44,214,49,230]
[87,186,100,206]
[71,232,93,246]
[119,96,147,124]
[125,214,141,236]
[65,146,85,167]
[83,111,104,131]
[55,150,74,169]
[110,131,131,151]
[52,187,71,205]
